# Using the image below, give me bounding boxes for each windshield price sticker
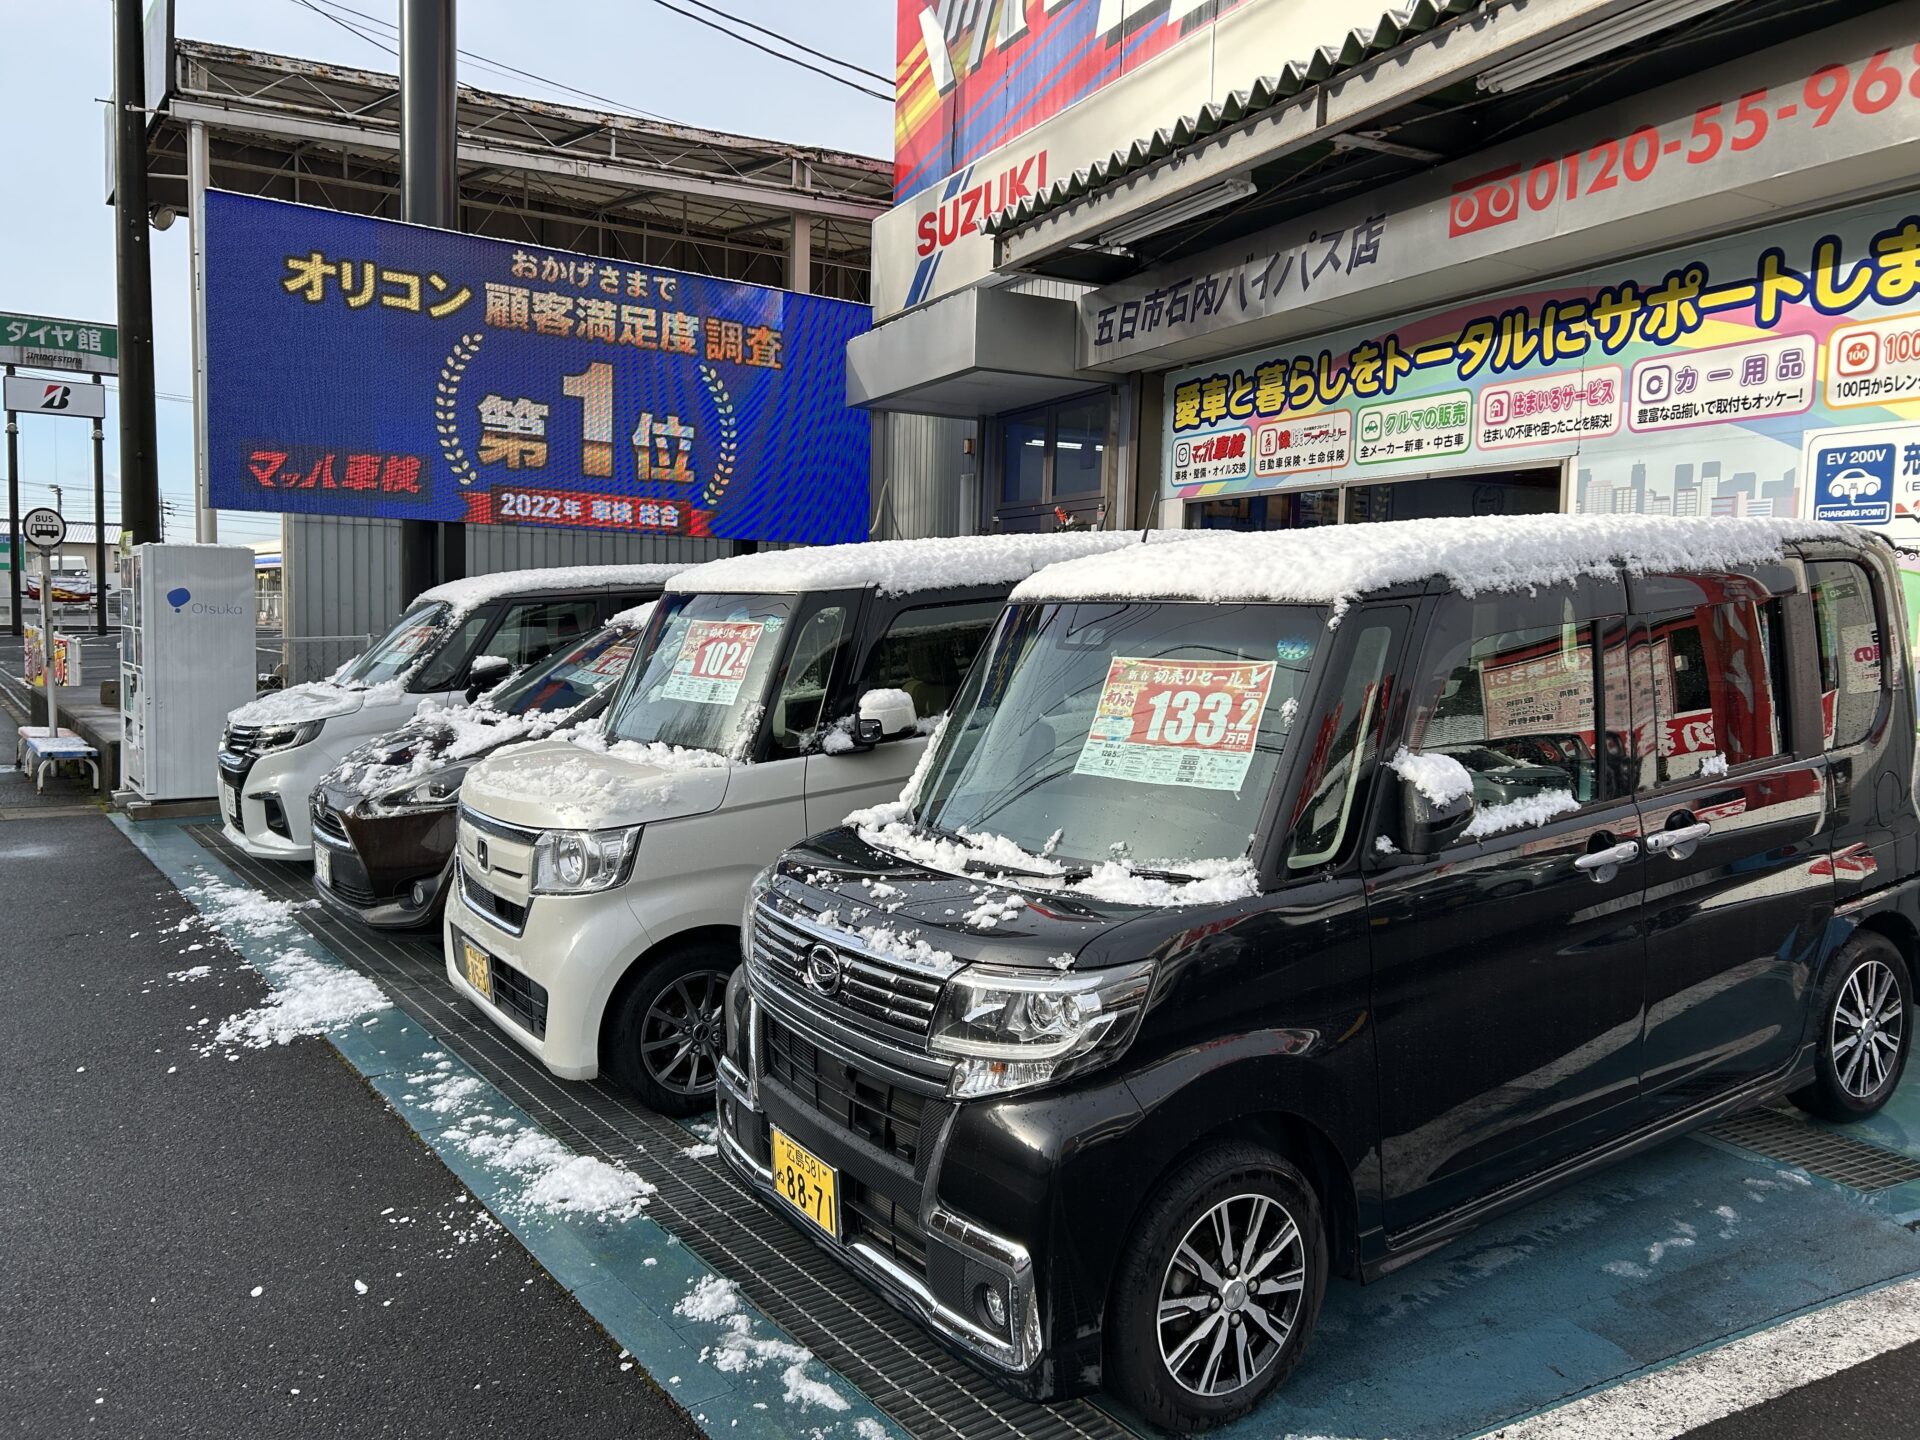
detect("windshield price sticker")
[390,621,439,661]
[586,639,637,680]
[660,619,765,706]
[1074,657,1277,792]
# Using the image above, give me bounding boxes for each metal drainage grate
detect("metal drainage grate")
[186,825,1140,1440]
[1703,1107,1920,1192]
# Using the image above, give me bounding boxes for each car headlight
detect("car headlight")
[257,720,325,751]
[381,763,471,811]
[930,960,1154,1099]
[530,825,642,895]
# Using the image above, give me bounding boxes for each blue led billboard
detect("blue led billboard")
[204,191,871,544]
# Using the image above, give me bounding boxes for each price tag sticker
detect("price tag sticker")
[659,620,765,706]
[1073,656,1277,792]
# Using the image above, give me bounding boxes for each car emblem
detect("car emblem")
[804,943,844,998]
[474,837,490,872]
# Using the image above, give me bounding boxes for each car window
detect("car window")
[769,604,849,760]
[412,609,496,692]
[1287,615,1399,870]
[851,599,1001,724]
[1810,560,1885,749]
[1411,618,1602,820]
[481,598,598,669]
[1635,595,1788,784]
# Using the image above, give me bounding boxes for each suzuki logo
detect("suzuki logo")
[474,837,490,872]
[804,943,844,998]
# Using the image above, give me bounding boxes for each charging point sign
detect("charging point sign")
[1813,441,1896,525]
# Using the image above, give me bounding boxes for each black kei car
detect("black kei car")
[311,603,655,928]
[718,516,1919,1431]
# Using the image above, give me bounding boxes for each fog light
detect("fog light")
[976,1283,1007,1332]
[411,880,431,908]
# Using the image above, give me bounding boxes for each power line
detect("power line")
[297,0,676,123]
[673,0,894,86]
[637,0,893,101]
[289,0,396,59]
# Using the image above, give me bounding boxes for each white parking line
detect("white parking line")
[1486,1272,1920,1439]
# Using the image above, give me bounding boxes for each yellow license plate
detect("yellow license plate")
[770,1128,839,1238]
[458,936,493,1002]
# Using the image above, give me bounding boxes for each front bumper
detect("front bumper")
[442,862,649,1080]
[715,986,1051,1398]
[310,792,457,929]
[216,742,329,861]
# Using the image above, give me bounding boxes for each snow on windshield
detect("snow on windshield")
[1012,515,1866,623]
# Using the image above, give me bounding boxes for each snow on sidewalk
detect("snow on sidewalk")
[182,876,391,1054]
[674,1275,850,1413]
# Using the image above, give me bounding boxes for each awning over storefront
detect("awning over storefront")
[845,286,1117,417]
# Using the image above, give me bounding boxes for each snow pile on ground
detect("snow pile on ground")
[1011,514,1865,623]
[1389,747,1474,806]
[442,1113,654,1221]
[186,880,316,938]
[673,1276,850,1412]
[418,564,686,620]
[1462,791,1581,840]
[209,950,391,1050]
[667,530,1160,598]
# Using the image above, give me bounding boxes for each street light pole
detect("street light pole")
[397,0,463,602]
[113,0,163,546]
[92,374,107,635]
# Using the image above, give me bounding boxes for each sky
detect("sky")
[0,0,896,552]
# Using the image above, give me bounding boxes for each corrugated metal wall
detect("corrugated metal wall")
[869,411,978,540]
[279,515,727,683]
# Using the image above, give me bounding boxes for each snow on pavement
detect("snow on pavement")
[674,1275,851,1413]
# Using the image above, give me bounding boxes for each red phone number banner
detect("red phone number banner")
[1074,657,1277,792]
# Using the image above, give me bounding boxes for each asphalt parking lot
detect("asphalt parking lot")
[11,714,1920,1439]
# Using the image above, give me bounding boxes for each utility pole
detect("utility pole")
[92,374,107,634]
[113,0,162,546]
[5,364,18,636]
[397,0,463,602]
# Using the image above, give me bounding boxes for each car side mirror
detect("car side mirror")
[1399,779,1475,857]
[465,654,514,699]
[847,688,918,750]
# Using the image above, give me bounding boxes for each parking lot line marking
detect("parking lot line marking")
[1483,1272,1920,1439]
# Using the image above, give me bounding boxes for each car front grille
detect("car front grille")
[223,724,268,757]
[461,865,529,935]
[750,902,948,1043]
[310,803,351,846]
[763,1017,927,1166]
[325,872,380,907]
[844,1177,928,1277]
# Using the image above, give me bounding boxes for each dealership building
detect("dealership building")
[854,0,1920,543]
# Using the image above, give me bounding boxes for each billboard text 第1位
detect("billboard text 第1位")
[204,191,872,545]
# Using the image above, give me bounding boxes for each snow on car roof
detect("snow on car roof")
[665,531,1173,597]
[1010,515,1871,618]
[606,599,658,629]
[415,563,690,619]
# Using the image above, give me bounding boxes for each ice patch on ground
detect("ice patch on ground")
[673,1276,849,1412]
[442,1116,653,1221]
[167,964,213,983]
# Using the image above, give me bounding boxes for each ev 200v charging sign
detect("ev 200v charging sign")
[1803,422,1920,531]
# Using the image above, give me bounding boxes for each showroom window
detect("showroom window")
[992,393,1109,521]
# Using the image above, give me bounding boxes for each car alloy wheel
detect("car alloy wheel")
[1157,1192,1307,1399]
[1832,958,1905,1100]
[639,969,728,1098]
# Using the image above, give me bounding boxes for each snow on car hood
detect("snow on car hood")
[228,678,408,727]
[460,736,731,830]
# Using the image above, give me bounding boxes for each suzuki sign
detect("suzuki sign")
[877,0,1385,318]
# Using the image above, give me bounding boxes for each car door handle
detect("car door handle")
[1574,840,1640,874]
[1645,822,1711,857]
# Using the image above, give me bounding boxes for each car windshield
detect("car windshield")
[912,601,1323,871]
[485,623,644,717]
[337,602,452,686]
[600,592,794,756]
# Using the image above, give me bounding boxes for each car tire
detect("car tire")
[1106,1143,1327,1433]
[602,941,736,1116]
[1790,931,1912,1122]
